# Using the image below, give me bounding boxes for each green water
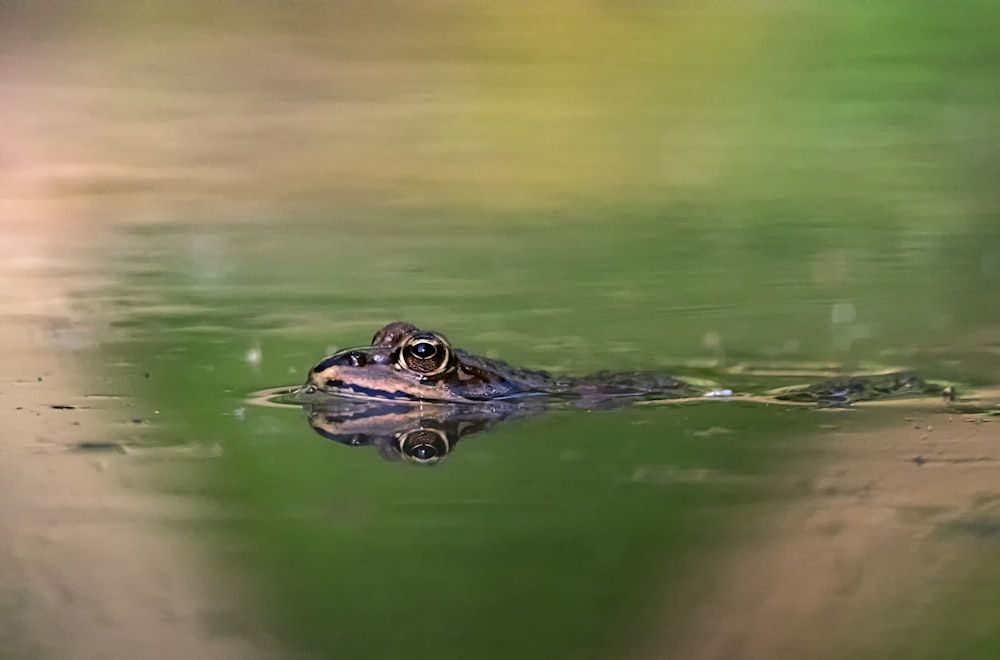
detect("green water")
[97,211,999,660]
[4,2,1000,659]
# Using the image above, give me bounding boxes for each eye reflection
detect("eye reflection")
[397,428,449,465]
[410,444,437,460]
[303,399,538,466]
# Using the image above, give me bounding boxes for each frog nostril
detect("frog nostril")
[347,351,367,367]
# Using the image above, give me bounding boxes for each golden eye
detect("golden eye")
[398,333,451,376]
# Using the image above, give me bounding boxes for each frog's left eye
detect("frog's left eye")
[398,333,451,377]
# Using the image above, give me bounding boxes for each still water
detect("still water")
[3,3,1000,660]
[2,217,996,660]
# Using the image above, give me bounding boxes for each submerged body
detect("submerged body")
[303,321,944,405]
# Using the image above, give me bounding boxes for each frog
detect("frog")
[285,322,968,466]
[300,321,950,406]
[302,321,700,404]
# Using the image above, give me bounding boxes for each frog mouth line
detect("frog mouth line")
[318,380,426,401]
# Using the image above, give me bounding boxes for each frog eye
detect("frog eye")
[396,427,450,465]
[398,333,451,376]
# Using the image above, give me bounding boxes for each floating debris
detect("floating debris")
[703,389,733,398]
[692,426,734,438]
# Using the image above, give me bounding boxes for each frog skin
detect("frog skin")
[766,371,941,405]
[301,322,950,406]
[303,321,699,404]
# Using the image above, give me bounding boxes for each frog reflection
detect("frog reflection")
[304,399,536,465]
[294,321,961,465]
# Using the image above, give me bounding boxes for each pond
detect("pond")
[2,4,1000,660]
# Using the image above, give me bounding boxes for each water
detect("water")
[3,4,1000,660]
[5,217,995,660]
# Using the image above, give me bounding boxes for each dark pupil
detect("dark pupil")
[411,341,437,359]
[411,444,437,460]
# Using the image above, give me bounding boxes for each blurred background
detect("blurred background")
[1,3,999,660]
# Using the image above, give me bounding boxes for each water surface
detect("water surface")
[2,3,1000,660]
